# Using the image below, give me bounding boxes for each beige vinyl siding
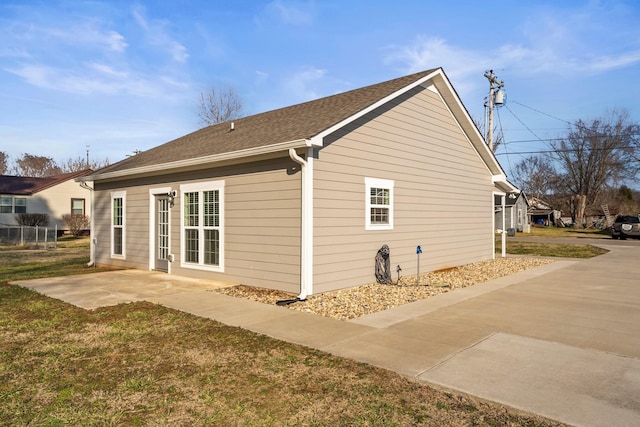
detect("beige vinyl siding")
[93,186,150,270]
[313,85,495,293]
[93,157,301,293]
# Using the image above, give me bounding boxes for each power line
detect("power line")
[495,146,639,156]
[495,107,512,174]
[503,104,553,150]
[502,134,640,144]
[510,100,575,126]
[507,100,640,138]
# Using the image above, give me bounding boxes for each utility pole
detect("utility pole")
[483,70,504,151]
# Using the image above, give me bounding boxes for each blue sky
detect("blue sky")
[1,0,639,179]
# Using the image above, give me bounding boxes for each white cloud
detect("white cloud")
[5,63,186,98]
[383,3,640,96]
[88,62,129,79]
[265,0,314,25]
[255,70,269,85]
[284,66,326,101]
[588,51,640,72]
[131,4,189,63]
[0,47,31,59]
[105,31,128,53]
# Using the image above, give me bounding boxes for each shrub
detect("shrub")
[62,214,90,236]
[15,213,50,227]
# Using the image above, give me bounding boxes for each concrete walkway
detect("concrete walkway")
[12,239,640,427]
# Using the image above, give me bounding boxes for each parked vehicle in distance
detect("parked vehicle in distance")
[611,214,640,239]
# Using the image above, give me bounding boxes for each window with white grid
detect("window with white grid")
[365,177,394,230]
[180,181,224,271]
[111,191,126,258]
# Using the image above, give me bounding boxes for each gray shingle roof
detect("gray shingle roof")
[96,69,438,175]
[0,169,92,195]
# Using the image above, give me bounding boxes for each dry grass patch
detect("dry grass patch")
[0,287,563,426]
[0,243,564,426]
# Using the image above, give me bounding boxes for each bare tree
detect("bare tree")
[512,155,559,199]
[198,84,244,126]
[59,156,110,173]
[551,109,638,227]
[472,116,503,152]
[13,154,61,177]
[0,151,8,174]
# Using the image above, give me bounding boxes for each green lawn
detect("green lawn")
[516,226,610,238]
[0,239,564,426]
[497,241,608,258]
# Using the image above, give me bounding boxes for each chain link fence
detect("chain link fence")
[0,225,58,249]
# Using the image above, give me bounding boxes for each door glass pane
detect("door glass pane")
[157,198,169,260]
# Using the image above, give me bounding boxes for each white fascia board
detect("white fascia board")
[80,139,311,182]
[309,69,442,146]
[493,174,518,193]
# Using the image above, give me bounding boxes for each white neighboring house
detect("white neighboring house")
[0,170,93,231]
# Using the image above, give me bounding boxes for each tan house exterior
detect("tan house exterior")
[1,169,93,231]
[79,68,515,297]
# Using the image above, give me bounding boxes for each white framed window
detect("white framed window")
[517,208,523,226]
[0,196,26,214]
[71,198,85,216]
[111,191,126,258]
[1,196,14,213]
[14,197,27,214]
[180,181,224,272]
[365,177,394,230]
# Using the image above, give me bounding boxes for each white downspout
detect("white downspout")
[79,180,96,267]
[288,148,313,300]
[501,194,506,258]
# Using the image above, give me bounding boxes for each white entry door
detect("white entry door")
[155,195,170,272]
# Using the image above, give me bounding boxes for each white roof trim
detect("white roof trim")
[80,139,311,182]
[493,174,518,192]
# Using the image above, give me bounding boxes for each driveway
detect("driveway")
[338,239,640,426]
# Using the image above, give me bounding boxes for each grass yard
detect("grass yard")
[497,241,608,258]
[496,226,610,258]
[519,226,609,238]
[0,238,564,426]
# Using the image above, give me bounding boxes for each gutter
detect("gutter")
[288,148,313,301]
[78,180,96,267]
[83,139,315,182]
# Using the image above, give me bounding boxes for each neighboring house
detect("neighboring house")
[495,191,529,232]
[79,68,515,297]
[0,170,93,230]
[528,197,561,226]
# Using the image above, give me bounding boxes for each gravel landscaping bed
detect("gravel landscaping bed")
[217,257,554,320]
